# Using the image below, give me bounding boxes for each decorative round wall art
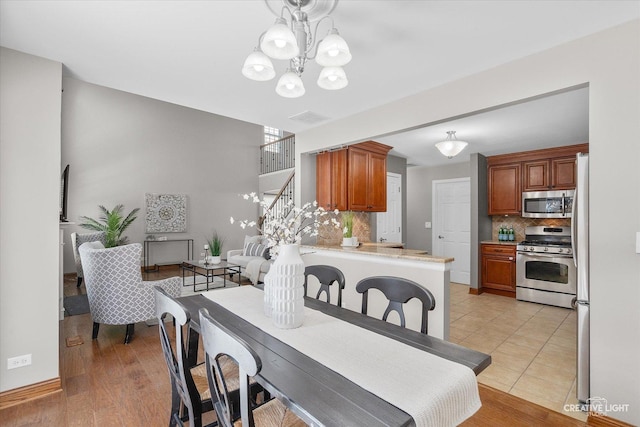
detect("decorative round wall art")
[145,193,187,233]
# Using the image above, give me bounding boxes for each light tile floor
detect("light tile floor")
[449,283,587,422]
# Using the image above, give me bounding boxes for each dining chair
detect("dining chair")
[355,276,436,334]
[303,265,346,307]
[198,308,307,427]
[154,287,214,427]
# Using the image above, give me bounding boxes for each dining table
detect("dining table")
[177,286,491,427]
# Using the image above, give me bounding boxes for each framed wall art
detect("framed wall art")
[145,193,187,233]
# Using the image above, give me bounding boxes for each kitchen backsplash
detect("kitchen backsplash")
[316,211,371,245]
[492,216,570,242]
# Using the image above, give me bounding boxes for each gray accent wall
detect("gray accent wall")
[0,48,62,392]
[61,78,263,272]
[406,162,470,252]
[471,153,491,290]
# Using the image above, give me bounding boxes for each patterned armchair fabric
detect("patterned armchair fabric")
[79,242,182,326]
[71,231,107,285]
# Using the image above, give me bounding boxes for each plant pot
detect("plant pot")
[342,237,355,246]
[207,255,221,264]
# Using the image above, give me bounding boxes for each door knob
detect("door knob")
[438,235,444,239]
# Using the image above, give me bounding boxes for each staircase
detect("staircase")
[260,134,295,175]
[258,170,294,231]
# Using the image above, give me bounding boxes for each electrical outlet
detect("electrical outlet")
[7,354,31,370]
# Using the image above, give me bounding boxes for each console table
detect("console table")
[143,239,193,272]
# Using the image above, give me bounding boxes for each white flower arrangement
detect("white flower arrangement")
[230,193,341,253]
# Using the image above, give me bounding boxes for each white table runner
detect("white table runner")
[202,286,481,427]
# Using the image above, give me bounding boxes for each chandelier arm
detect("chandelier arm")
[307,15,335,60]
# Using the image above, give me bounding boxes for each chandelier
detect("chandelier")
[242,0,352,98]
[435,131,469,158]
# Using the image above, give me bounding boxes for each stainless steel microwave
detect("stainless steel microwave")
[522,190,574,218]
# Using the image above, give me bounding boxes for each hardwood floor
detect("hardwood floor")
[0,268,589,426]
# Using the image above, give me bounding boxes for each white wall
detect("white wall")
[61,78,264,271]
[296,20,640,424]
[0,48,61,392]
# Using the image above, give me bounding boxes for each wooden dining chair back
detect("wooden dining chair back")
[198,308,306,427]
[154,287,212,427]
[355,276,436,334]
[303,265,346,307]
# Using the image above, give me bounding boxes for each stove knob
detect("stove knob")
[544,247,549,252]
[558,248,564,253]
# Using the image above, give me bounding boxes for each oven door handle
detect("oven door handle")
[517,252,573,259]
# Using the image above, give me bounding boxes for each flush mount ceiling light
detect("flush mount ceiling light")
[435,131,469,159]
[242,0,352,98]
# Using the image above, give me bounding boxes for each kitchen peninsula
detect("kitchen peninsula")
[301,244,454,340]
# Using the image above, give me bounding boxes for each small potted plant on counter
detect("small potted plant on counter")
[342,211,357,247]
[207,232,224,264]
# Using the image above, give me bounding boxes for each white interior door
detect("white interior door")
[432,178,470,284]
[377,173,402,244]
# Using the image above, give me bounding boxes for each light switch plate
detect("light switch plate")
[425,222,432,229]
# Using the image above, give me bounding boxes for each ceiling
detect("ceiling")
[1,1,638,166]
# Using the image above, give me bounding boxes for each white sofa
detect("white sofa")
[226,236,272,284]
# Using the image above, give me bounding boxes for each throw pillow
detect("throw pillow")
[243,242,269,259]
[244,235,263,247]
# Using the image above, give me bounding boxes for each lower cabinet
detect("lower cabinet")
[481,244,516,297]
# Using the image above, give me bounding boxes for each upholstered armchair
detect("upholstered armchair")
[71,231,107,287]
[79,241,182,344]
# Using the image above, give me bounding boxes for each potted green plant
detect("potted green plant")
[79,204,140,248]
[341,211,356,246]
[207,232,225,264]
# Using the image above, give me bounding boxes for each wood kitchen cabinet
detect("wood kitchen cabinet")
[316,148,348,211]
[481,244,516,297]
[487,162,521,215]
[487,143,588,215]
[348,145,389,212]
[523,155,577,191]
[316,141,391,212]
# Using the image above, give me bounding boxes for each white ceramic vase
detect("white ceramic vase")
[263,269,274,317]
[207,255,221,264]
[268,243,305,329]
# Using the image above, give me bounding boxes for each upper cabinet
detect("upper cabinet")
[316,141,392,212]
[488,162,522,215]
[316,148,348,211]
[523,155,578,191]
[487,143,588,216]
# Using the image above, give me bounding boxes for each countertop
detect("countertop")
[481,241,518,246]
[303,244,453,263]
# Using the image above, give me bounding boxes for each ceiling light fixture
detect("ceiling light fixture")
[435,131,469,159]
[242,0,351,98]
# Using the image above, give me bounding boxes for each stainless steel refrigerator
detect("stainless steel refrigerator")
[572,152,589,405]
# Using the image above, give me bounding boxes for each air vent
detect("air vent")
[288,110,330,124]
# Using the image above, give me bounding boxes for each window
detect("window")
[264,126,283,152]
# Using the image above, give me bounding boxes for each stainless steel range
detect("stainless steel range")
[516,226,576,308]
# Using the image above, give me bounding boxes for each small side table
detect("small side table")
[143,239,194,272]
[181,260,242,292]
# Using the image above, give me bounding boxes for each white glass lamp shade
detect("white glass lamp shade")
[242,50,275,81]
[276,71,305,98]
[435,140,468,158]
[260,18,299,60]
[317,66,348,90]
[316,29,352,66]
